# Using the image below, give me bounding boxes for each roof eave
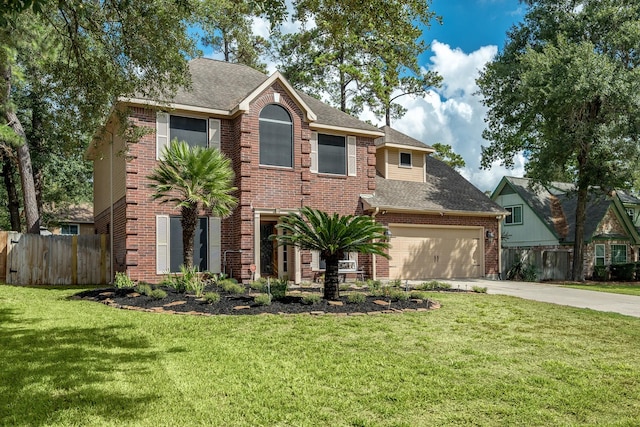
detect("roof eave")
[362,203,507,218]
[311,122,385,138]
[377,142,435,153]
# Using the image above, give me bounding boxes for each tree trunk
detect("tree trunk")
[323,253,340,300]
[571,183,589,282]
[2,61,40,234]
[1,152,22,231]
[181,204,198,269]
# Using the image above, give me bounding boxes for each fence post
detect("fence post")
[100,234,107,285]
[71,235,78,286]
[0,231,7,283]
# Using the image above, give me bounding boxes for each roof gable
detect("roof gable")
[121,58,382,136]
[374,125,434,152]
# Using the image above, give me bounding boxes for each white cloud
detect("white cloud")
[379,40,526,193]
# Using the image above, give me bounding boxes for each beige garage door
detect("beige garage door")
[388,225,483,280]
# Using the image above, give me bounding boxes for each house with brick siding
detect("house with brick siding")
[88,58,505,284]
[491,176,640,279]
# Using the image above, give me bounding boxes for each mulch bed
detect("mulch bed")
[73,286,447,316]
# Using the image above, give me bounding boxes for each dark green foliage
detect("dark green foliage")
[592,265,609,281]
[609,263,636,282]
[477,0,640,280]
[135,283,153,297]
[507,261,538,282]
[148,141,237,269]
[267,278,288,300]
[274,207,390,300]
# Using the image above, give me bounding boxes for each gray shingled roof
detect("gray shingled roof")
[136,58,380,133]
[361,157,505,214]
[375,125,434,149]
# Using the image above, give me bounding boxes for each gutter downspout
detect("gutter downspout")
[109,129,114,285]
[370,207,380,280]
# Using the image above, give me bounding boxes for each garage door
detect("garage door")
[388,225,483,280]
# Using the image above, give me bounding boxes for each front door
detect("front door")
[260,221,278,277]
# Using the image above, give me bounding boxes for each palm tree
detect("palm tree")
[148,140,237,269]
[274,207,390,300]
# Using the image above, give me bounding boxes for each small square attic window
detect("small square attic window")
[399,152,412,168]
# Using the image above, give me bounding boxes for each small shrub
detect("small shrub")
[610,263,635,281]
[204,292,221,304]
[135,283,152,296]
[114,272,135,289]
[354,280,367,288]
[388,279,402,287]
[268,278,288,300]
[301,294,321,305]
[162,275,186,293]
[339,283,351,292]
[347,292,366,304]
[472,286,488,293]
[149,288,167,300]
[366,279,382,292]
[254,293,272,306]
[507,260,538,282]
[388,289,409,302]
[220,281,245,295]
[249,278,268,292]
[416,281,450,291]
[409,291,430,300]
[180,265,206,297]
[592,265,608,281]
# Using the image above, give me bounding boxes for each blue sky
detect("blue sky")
[205,0,529,191]
[381,0,528,192]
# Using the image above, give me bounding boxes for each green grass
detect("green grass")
[1,285,640,426]
[562,282,640,296]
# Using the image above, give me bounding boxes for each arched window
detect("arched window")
[259,104,293,168]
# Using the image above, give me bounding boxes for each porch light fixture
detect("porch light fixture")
[383,228,392,241]
[485,230,495,243]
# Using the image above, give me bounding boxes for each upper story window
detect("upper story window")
[156,112,220,160]
[259,104,293,168]
[170,116,208,148]
[318,134,346,175]
[627,208,635,221]
[310,132,356,176]
[399,152,412,168]
[504,205,523,225]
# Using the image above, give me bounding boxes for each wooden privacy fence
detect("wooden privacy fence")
[501,248,570,281]
[0,231,110,285]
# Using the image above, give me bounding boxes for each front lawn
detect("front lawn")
[1,285,639,426]
[561,282,640,296]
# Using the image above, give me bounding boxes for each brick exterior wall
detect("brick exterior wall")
[96,81,500,284]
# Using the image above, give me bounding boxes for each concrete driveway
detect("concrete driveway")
[438,278,640,318]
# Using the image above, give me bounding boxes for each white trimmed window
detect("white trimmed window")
[504,205,523,225]
[156,112,220,159]
[60,224,80,235]
[310,133,356,176]
[259,104,293,168]
[595,244,605,266]
[611,244,627,264]
[399,151,412,168]
[156,215,221,274]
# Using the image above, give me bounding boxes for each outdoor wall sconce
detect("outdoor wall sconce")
[485,230,495,243]
[383,228,392,241]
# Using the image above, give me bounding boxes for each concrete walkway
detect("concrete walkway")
[437,278,640,318]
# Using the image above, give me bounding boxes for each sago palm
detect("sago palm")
[274,207,390,300]
[148,140,237,269]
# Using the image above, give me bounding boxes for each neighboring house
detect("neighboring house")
[44,203,95,235]
[491,176,640,279]
[88,58,505,283]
